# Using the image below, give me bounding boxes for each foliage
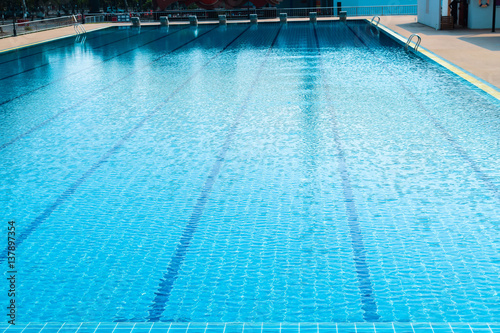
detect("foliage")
[141,0,151,10]
[0,0,89,18]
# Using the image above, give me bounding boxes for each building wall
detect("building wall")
[417,0,441,29]
[468,0,500,29]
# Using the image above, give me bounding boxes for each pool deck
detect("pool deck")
[0,16,499,91]
[0,23,110,52]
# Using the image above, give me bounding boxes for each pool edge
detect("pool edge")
[368,19,500,102]
[0,25,113,54]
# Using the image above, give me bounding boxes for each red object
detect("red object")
[223,0,247,8]
[196,1,221,9]
[249,0,268,7]
[156,0,280,10]
[16,19,29,26]
[111,16,118,21]
[197,0,220,8]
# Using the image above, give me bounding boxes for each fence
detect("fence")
[0,15,81,38]
[280,5,417,17]
[125,5,416,22]
[85,14,106,23]
[0,5,417,37]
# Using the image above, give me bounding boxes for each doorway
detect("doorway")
[449,0,469,27]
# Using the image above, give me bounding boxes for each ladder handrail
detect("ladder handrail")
[369,26,380,37]
[74,23,87,35]
[370,16,381,27]
[405,33,421,51]
[366,21,380,37]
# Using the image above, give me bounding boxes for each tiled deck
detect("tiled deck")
[1,323,499,333]
[0,24,110,52]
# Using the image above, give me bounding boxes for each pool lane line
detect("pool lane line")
[312,24,380,322]
[0,25,112,54]
[0,27,140,72]
[0,26,163,79]
[0,25,251,265]
[347,24,500,204]
[0,25,179,81]
[0,25,190,107]
[0,25,207,153]
[146,24,283,323]
[0,26,118,66]
[370,20,500,102]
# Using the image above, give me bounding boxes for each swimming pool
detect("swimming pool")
[0,21,499,325]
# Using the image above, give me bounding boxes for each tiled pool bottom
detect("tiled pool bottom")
[2,22,499,323]
[2,323,499,333]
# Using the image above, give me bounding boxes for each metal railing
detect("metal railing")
[85,14,106,23]
[108,5,416,22]
[0,14,81,38]
[370,15,381,27]
[74,23,87,34]
[405,33,421,51]
[279,5,416,18]
[0,5,416,38]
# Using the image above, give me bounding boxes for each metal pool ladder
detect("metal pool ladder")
[370,16,381,27]
[405,33,421,52]
[73,15,87,35]
[74,24,86,34]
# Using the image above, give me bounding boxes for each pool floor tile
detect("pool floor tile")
[2,323,499,333]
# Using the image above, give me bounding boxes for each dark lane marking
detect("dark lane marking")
[0,26,213,152]
[0,26,190,106]
[0,26,180,81]
[313,24,380,322]
[346,24,500,203]
[0,64,51,81]
[146,25,283,322]
[0,27,160,79]
[415,108,500,202]
[92,28,157,50]
[0,27,117,66]
[0,25,250,264]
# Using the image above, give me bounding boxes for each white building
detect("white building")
[418,0,499,29]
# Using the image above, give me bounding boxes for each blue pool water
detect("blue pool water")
[0,21,499,324]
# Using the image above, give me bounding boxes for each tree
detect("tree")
[22,0,27,17]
